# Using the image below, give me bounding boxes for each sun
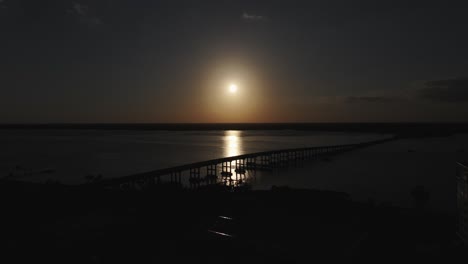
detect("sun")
[229,83,238,93]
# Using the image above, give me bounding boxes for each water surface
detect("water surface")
[1,129,385,184]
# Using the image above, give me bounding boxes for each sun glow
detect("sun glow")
[229,83,238,93]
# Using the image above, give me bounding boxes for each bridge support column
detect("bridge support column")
[170,171,182,185]
[206,164,217,184]
[189,168,201,188]
[272,153,280,168]
[221,161,233,179]
[246,157,256,170]
[235,159,246,174]
[259,155,271,170]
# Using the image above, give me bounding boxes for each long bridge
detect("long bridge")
[89,137,396,190]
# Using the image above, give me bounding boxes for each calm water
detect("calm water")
[1,130,385,184]
[252,134,468,212]
[2,129,466,212]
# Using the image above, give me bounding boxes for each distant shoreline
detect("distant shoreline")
[0,123,467,137]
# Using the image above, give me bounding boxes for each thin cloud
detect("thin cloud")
[0,0,7,9]
[241,11,267,22]
[73,2,87,16]
[418,78,468,102]
[346,96,401,103]
[69,2,102,26]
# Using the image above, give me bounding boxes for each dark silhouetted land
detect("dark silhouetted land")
[0,180,465,263]
[2,122,468,137]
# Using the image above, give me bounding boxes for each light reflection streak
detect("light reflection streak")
[221,130,255,186]
[223,130,242,157]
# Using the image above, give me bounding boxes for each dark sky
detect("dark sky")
[1,0,468,123]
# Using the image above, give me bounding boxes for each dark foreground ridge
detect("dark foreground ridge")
[2,122,468,137]
[0,182,465,264]
[1,137,466,263]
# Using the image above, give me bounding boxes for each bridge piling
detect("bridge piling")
[246,157,256,170]
[206,164,217,184]
[189,168,201,188]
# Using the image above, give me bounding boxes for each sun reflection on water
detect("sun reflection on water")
[223,130,242,157]
[221,130,254,187]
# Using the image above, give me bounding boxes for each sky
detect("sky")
[1,0,468,123]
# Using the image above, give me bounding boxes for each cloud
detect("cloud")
[0,0,7,9]
[345,78,468,105]
[73,2,87,16]
[418,78,468,102]
[346,96,401,103]
[69,2,102,26]
[241,11,267,22]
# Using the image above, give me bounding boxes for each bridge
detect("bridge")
[89,137,396,190]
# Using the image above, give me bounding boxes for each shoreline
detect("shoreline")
[1,122,468,137]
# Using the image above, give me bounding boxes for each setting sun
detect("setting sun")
[229,83,238,93]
